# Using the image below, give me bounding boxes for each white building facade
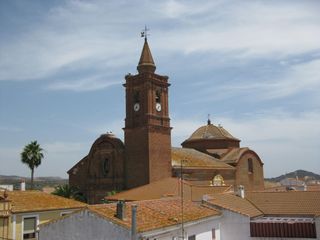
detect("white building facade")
[39,208,222,240]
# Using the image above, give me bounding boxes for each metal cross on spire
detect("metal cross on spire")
[141,25,150,40]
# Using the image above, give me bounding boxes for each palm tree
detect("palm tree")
[21,141,44,189]
[52,184,86,202]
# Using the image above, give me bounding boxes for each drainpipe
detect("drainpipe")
[116,200,126,220]
[131,204,137,240]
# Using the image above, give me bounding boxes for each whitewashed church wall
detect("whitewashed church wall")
[140,216,221,240]
[219,210,251,240]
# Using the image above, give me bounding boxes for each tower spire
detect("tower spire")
[137,26,156,73]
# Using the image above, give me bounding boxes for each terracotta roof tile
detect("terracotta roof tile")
[138,39,155,67]
[185,123,239,141]
[206,149,230,158]
[206,191,320,218]
[246,191,320,216]
[7,191,86,213]
[220,147,249,164]
[89,198,221,232]
[305,185,320,191]
[172,148,234,169]
[106,177,231,202]
[206,193,263,217]
[106,178,179,201]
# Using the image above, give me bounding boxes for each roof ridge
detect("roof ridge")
[244,196,265,215]
[216,125,227,138]
[202,124,210,138]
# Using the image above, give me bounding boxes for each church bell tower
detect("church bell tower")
[123,35,172,189]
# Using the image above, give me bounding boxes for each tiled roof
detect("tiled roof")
[305,185,320,191]
[172,147,234,169]
[219,147,249,164]
[206,193,263,217]
[7,191,86,213]
[246,191,320,216]
[188,185,232,202]
[206,191,320,218]
[206,149,230,158]
[89,198,221,232]
[185,123,239,141]
[138,39,155,67]
[106,177,231,202]
[106,178,179,201]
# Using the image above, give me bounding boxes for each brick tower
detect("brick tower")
[123,37,172,189]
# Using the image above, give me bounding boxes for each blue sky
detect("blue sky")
[1,0,320,178]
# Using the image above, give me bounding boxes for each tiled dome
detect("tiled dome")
[187,122,239,141]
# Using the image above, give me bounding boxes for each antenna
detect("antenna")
[140,25,150,40]
[180,159,186,239]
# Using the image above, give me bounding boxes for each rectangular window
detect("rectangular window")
[23,217,36,239]
[212,229,216,240]
[188,235,195,240]
[248,158,253,173]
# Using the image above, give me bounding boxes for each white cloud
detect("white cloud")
[0,126,23,133]
[33,141,91,177]
[189,58,320,103]
[47,77,120,92]
[1,0,319,84]
[157,1,320,57]
[265,59,320,99]
[87,120,124,140]
[42,141,88,154]
[161,0,221,19]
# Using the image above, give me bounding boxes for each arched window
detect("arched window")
[134,91,140,103]
[248,158,253,173]
[102,158,110,176]
[155,90,161,103]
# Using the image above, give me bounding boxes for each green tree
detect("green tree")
[21,140,44,189]
[52,184,86,202]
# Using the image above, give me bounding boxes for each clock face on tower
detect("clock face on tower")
[156,103,161,112]
[134,103,140,112]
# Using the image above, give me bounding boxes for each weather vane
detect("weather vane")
[141,25,150,40]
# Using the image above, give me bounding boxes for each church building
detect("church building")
[68,37,264,203]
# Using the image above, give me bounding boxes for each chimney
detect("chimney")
[115,200,126,220]
[131,204,137,240]
[237,185,245,198]
[21,180,26,191]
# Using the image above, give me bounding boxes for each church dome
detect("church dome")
[181,120,240,151]
[188,122,239,141]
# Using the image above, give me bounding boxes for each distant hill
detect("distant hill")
[266,170,320,182]
[0,175,67,190]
